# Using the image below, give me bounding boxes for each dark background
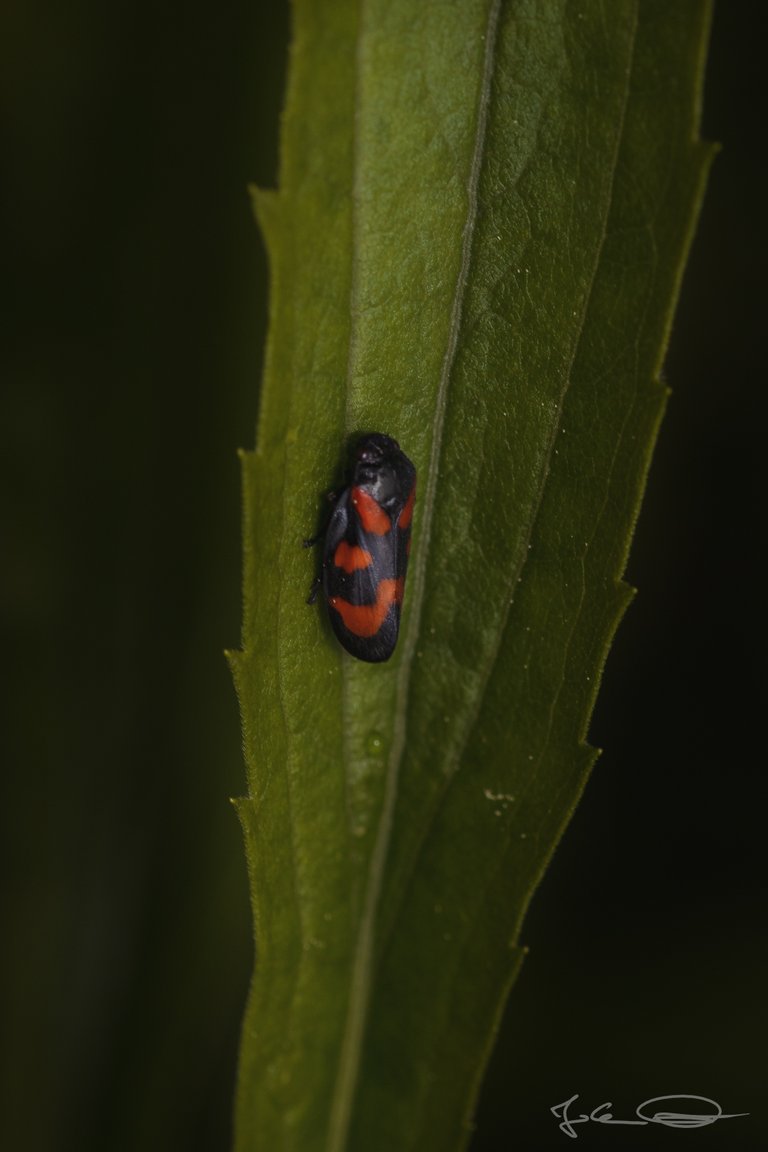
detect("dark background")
[2,4,762,1150]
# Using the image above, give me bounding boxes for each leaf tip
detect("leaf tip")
[248,185,281,255]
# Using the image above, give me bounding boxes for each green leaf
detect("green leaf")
[230,2,714,1149]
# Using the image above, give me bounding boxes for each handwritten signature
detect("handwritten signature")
[551,1094,749,1139]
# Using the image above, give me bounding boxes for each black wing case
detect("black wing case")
[323,488,403,663]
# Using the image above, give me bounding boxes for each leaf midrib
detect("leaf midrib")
[328,3,504,1149]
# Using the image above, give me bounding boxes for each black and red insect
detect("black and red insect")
[307,433,416,663]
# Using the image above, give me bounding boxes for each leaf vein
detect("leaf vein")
[328,2,503,1147]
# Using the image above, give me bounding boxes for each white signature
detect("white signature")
[551,1094,749,1139]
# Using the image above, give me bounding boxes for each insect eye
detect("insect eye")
[357,433,398,464]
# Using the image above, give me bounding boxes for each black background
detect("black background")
[2,4,763,1150]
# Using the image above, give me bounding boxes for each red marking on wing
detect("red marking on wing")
[333,541,373,573]
[351,487,390,535]
[330,578,404,638]
[399,485,415,530]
